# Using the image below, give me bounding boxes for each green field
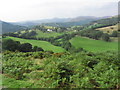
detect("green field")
[5,37,65,53]
[35,30,62,38]
[96,24,118,34]
[35,30,74,38]
[70,36,118,52]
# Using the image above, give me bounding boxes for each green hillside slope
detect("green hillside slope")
[70,36,118,52]
[5,37,65,53]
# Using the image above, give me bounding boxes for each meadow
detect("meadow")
[95,24,118,34]
[70,36,118,52]
[5,36,65,53]
[35,30,62,38]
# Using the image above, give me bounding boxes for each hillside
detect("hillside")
[85,16,119,28]
[11,16,103,27]
[5,36,65,53]
[1,21,27,34]
[31,16,118,28]
[35,30,62,38]
[67,16,100,22]
[96,24,118,34]
[2,16,119,88]
[70,36,118,52]
[12,18,69,26]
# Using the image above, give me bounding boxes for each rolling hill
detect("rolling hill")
[96,24,118,34]
[1,21,27,34]
[86,16,119,27]
[70,36,118,52]
[5,36,65,53]
[11,16,106,27]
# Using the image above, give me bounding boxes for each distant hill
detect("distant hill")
[83,16,119,29]
[41,16,111,27]
[12,18,70,26]
[66,16,100,22]
[91,16,119,25]
[11,16,107,27]
[1,21,27,34]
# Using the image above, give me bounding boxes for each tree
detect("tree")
[33,46,44,52]
[111,31,118,37]
[27,31,37,37]
[2,39,20,51]
[62,41,72,50]
[18,43,32,52]
[102,34,110,42]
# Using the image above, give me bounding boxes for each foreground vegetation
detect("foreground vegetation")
[2,51,119,88]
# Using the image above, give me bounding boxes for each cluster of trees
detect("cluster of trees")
[20,31,37,38]
[32,25,68,33]
[79,29,111,41]
[3,32,80,52]
[71,26,84,31]
[55,27,67,33]
[32,25,47,32]
[3,39,44,52]
[3,32,19,37]
[49,33,79,51]
[3,30,37,38]
[110,31,118,37]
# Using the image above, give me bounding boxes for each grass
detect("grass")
[5,37,65,53]
[110,37,118,42]
[95,24,118,34]
[70,36,118,52]
[2,74,32,88]
[35,30,74,38]
[0,74,2,87]
[35,30,62,38]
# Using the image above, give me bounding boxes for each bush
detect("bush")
[32,46,44,52]
[111,31,118,37]
[2,39,20,51]
[18,43,32,52]
[102,34,110,42]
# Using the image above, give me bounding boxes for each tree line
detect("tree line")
[3,39,44,52]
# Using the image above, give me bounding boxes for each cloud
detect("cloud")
[0,0,119,22]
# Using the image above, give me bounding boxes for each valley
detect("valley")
[1,15,119,88]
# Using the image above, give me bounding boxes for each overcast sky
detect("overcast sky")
[0,0,119,22]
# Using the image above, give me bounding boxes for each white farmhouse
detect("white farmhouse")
[47,29,53,32]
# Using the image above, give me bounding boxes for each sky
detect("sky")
[0,0,119,22]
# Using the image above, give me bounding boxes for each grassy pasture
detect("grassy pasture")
[35,29,75,38]
[35,30,62,38]
[110,37,118,42]
[5,36,65,53]
[70,36,118,52]
[95,24,118,34]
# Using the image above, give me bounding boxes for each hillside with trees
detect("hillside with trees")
[1,15,119,89]
[1,21,28,34]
